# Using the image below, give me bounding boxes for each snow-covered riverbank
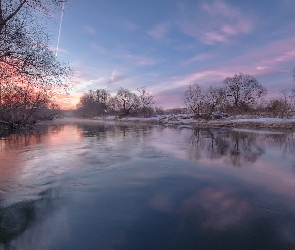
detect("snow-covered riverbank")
[90,115,295,130]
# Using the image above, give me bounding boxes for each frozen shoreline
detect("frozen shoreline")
[50,116,295,130]
[94,115,295,130]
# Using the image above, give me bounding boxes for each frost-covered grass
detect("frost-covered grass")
[94,114,196,124]
[232,128,285,134]
[91,113,295,129]
[231,118,295,123]
[94,114,295,123]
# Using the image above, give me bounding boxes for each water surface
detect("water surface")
[1,121,295,249]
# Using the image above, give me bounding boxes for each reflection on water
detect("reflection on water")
[188,128,264,166]
[187,128,295,177]
[1,121,295,249]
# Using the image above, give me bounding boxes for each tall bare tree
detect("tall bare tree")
[267,89,295,118]
[183,84,206,118]
[0,0,72,127]
[0,0,63,34]
[137,88,154,117]
[94,89,110,105]
[205,86,226,113]
[223,73,266,112]
[76,89,110,118]
[113,88,139,116]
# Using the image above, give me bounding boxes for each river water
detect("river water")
[1,120,295,250]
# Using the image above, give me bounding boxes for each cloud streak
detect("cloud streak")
[178,0,253,44]
[108,70,127,84]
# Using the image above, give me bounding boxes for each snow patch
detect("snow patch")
[232,128,285,135]
[231,118,295,123]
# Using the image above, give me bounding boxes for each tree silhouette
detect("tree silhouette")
[223,73,266,112]
[183,84,206,118]
[0,0,72,127]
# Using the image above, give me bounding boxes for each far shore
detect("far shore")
[43,116,295,130]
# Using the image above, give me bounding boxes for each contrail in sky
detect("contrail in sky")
[56,1,65,57]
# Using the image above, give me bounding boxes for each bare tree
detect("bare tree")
[76,89,110,118]
[266,89,295,118]
[0,0,72,127]
[223,73,266,112]
[137,88,154,117]
[165,107,187,115]
[205,86,226,113]
[113,88,139,117]
[0,0,71,87]
[183,84,206,118]
[95,89,110,105]
[0,78,58,127]
[0,0,63,35]
[154,106,165,115]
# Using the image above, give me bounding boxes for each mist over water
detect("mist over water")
[1,121,295,249]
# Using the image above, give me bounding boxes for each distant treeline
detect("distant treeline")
[75,88,154,118]
[76,72,295,119]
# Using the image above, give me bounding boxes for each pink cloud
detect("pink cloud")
[178,0,253,44]
[203,0,240,17]
[202,31,228,45]
[182,53,212,65]
[147,22,170,40]
[221,25,237,35]
[275,50,295,62]
[256,66,267,71]
[222,37,295,76]
[149,71,229,95]
[203,0,252,36]
[108,70,127,84]
[70,64,105,88]
[72,73,104,87]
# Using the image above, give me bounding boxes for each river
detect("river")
[1,120,295,249]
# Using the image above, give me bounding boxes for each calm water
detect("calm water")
[1,120,295,250]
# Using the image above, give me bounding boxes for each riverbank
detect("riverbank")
[95,115,295,130]
[45,116,295,130]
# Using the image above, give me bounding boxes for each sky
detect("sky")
[47,0,295,109]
